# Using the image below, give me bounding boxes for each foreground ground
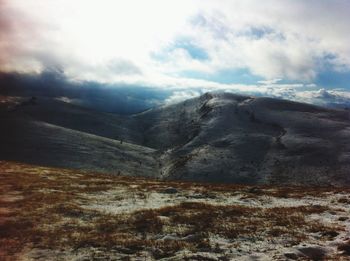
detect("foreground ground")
[1,161,350,260]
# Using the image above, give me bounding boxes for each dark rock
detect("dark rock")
[184,254,217,261]
[322,230,339,239]
[115,247,137,255]
[284,252,298,260]
[162,187,178,194]
[182,233,201,242]
[248,187,263,194]
[338,240,350,255]
[297,246,327,260]
[338,216,348,221]
[151,247,166,259]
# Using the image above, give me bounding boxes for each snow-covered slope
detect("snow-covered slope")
[0,98,158,176]
[1,92,350,185]
[135,93,350,185]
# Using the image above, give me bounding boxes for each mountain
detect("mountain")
[0,96,158,177]
[1,92,349,185]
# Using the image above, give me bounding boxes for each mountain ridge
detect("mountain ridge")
[1,92,349,185]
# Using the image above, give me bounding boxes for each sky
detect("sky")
[1,0,350,107]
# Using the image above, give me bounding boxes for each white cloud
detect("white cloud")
[295,88,350,107]
[164,90,202,104]
[258,79,282,85]
[1,0,350,90]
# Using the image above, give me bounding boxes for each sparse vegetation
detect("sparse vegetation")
[1,161,349,260]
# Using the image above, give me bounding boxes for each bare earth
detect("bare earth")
[1,161,350,260]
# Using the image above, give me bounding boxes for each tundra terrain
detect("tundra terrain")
[1,161,350,260]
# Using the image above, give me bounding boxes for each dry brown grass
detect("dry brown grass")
[0,161,347,260]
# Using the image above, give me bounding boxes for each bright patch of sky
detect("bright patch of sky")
[180,69,263,85]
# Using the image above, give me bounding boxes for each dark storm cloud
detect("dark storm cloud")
[0,71,169,114]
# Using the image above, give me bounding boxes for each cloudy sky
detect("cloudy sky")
[1,0,350,106]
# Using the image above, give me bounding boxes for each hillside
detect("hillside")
[146,93,350,185]
[0,97,158,176]
[0,92,349,185]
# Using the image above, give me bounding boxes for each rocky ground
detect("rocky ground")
[1,161,350,260]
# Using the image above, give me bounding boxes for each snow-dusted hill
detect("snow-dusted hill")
[0,97,158,176]
[1,92,350,185]
[146,93,350,186]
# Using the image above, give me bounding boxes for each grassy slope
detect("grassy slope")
[1,161,350,260]
[0,97,159,177]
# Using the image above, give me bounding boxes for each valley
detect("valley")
[1,92,349,185]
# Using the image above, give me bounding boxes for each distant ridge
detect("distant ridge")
[1,92,349,186]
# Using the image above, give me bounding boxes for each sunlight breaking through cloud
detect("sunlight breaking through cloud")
[1,0,350,105]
